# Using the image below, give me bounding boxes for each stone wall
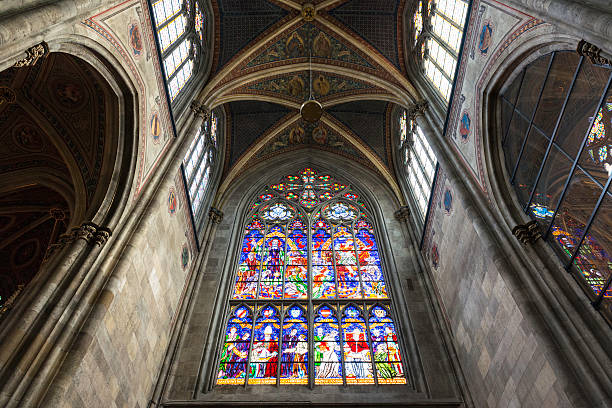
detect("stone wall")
[42,167,195,408]
[165,152,464,405]
[423,171,585,407]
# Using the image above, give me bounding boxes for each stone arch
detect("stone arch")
[193,149,427,399]
[0,37,139,407]
[476,32,612,405]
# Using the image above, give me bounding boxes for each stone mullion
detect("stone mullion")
[244,304,258,387]
[361,304,379,385]
[337,301,347,386]
[276,304,285,385]
[307,217,314,388]
[352,221,365,300]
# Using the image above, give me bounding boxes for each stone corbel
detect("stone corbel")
[512,220,541,245]
[209,207,224,224]
[409,100,428,118]
[394,206,411,222]
[577,40,612,67]
[14,42,49,68]
[190,101,209,120]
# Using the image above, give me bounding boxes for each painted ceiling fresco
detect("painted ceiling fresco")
[206,0,413,187]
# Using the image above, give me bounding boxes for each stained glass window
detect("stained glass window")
[413,1,424,46]
[417,0,469,102]
[398,110,437,219]
[217,169,407,386]
[149,0,205,102]
[501,50,612,319]
[183,112,218,221]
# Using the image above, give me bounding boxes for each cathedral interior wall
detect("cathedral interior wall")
[165,151,464,405]
[42,165,195,408]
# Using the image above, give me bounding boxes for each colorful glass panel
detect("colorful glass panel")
[217,306,252,385]
[312,219,336,299]
[222,168,406,386]
[285,218,308,299]
[314,306,343,384]
[280,306,308,384]
[341,306,374,384]
[369,306,406,384]
[233,219,264,299]
[413,1,423,45]
[260,225,286,299]
[249,306,281,384]
[194,1,204,42]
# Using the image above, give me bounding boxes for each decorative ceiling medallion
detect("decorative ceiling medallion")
[301,3,316,22]
[300,100,322,123]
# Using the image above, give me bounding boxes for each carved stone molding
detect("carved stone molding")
[577,40,612,66]
[190,101,209,120]
[0,87,16,107]
[43,222,112,261]
[94,228,112,247]
[14,42,49,68]
[0,284,25,317]
[209,207,224,224]
[409,100,428,118]
[512,220,541,245]
[394,206,411,222]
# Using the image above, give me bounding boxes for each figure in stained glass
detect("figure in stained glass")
[218,306,253,384]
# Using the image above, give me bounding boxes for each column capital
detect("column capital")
[512,220,541,245]
[394,206,411,222]
[408,100,428,118]
[14,42,49,68]
[577,40,612,67]
[209,207,224,224]
[190,101,209,120]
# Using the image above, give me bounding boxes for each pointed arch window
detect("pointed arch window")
[183,113,218,221]
[216,169,407,386]
[149,0,206,101]
[500,50,612,316]
[399,110,437,219]
[414,0,469,102]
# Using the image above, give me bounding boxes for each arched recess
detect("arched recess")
[0,42,137,324]
[479,32,612,404]
[192,149,429,401]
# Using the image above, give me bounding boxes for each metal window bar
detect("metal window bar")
[544,71,612,239]
[565,178,612,268]
[593,274,612,309]
[525,56,584,210]
[426,41,455,83]
[510,52,556,183]
[430,30,459,59]
[502,70,526,146]
[434,9,465,31]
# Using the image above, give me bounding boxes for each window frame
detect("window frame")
[181,111,221,241]
[209,174,413,390]
[499,50,612,314]
[148,0,209,105]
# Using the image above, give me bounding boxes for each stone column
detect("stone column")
[0,222,112,408]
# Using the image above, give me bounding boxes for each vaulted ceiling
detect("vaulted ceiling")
[199,0,419,193]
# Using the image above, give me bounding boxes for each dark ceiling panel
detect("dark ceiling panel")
[216,0,290,71]
[227,101,294,166]
[327,0,401,69]
[327,100,389,165]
